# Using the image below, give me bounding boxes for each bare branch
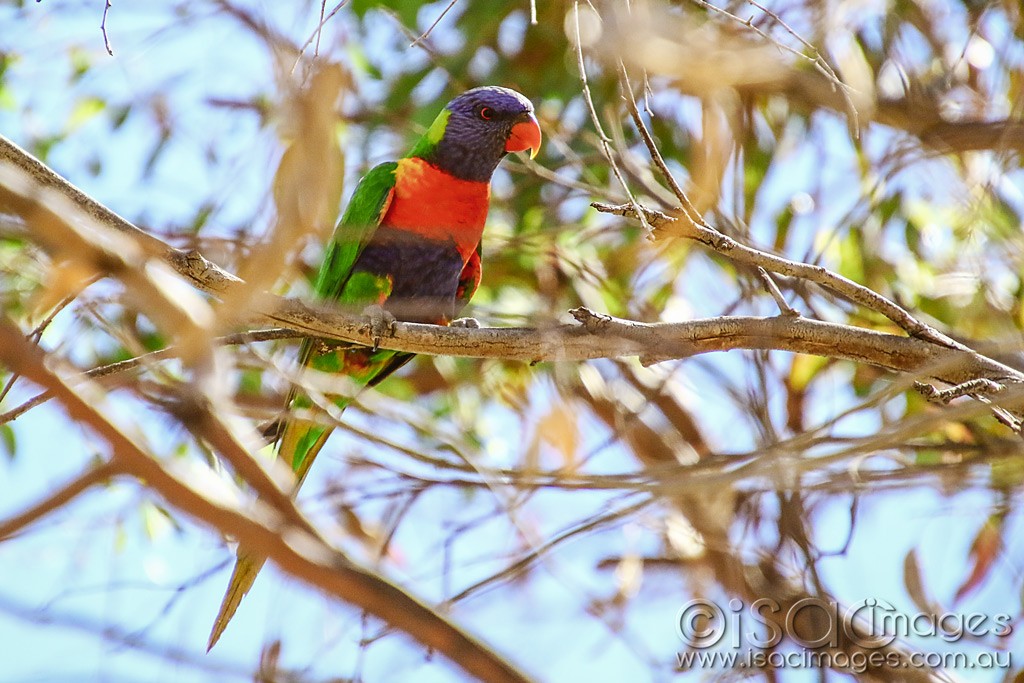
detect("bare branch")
[572,2,652,233]
[0,318,532,683]
[756,266,799,317]
[410,0,459,47]
[617,63,703,224]
[3,132,1022,401]
[0,461,119,541]
[607,5,1024,154]
[0,329,295,426]
[591,201,964,350]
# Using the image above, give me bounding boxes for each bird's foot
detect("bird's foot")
[449,317,480,329]
[361,304,396,351]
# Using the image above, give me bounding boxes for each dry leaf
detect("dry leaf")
[903,549,935,615]
[614,551,643,601]
[954,515,1003,604]
[536,402,579,472]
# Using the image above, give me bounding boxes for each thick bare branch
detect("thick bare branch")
[2,132,1022,401]
[0,133,242,295]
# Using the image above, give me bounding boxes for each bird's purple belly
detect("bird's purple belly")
[353,226,465,323]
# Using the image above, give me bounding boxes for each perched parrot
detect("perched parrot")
[207,86,541,650]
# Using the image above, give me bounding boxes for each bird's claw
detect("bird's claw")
[361,304,396,351]
[449,317,480,329]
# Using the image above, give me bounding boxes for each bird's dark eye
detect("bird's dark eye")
[479,106,493,120]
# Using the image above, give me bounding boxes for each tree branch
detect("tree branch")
[0,461,119,541]
[590,201,962,348]
[0,318,532,683]
[3,133,1023,402]
[604,7,1024,154]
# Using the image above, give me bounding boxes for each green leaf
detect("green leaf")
[140,500,174,541]
[31,134,65,163]
[0,52,16,82]
[68,96,106,129]
[0,81,15,111]
[346,44,382,80]
[0,424,15,461]
[109,103,132,130]
[238,368,262,396]
[788,354,828,391]
[773,205,794,252]
[352,0,421,24]
[837,229,865,285]
[990,456,1024,490]
[68,46,91,83]
[188,201,215,233]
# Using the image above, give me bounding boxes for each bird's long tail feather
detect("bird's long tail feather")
[206,418,330,650]
[206,548,266,651]
[207,345,411,649]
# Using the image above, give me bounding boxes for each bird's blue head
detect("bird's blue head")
[410,86,541,183]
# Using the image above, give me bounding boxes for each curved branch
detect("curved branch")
[0,318,532,683]
[591,201,960,349]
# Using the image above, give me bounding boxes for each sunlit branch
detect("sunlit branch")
[0,317,533,683]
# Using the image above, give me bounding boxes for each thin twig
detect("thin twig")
[0,591,281,680]
[410,0,458,47]
[314,0,327,56]
[572,2,651,234]
[741,0,858,136]
[380,9,463,90]
[617,63,702,224]
[101,0,114,56]
[688,0,852,110]
[0,279,98,408]
[295,0,352,67]
[590,201,966,351]
[757,266,799,316]
[914,378,1006,405]
[914,379,1019,432]
[0,329,297,426]
[447,494,654,603]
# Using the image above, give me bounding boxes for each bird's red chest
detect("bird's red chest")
[382,157,490,260]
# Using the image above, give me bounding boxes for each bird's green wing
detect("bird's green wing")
[313,161,397,301]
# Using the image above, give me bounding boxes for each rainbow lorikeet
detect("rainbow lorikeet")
[207,86,541,649]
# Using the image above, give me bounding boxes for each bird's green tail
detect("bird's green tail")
[206,416,331,651]
[207,343,411,650]
[206,547,266,651]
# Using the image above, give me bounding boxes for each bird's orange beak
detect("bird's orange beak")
[505,114,542,159]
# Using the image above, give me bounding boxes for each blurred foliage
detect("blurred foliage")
[1,0,1024,680]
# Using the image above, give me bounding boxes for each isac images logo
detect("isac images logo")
[674,598,1013,673]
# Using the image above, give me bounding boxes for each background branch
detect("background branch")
[0,318,532,683]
